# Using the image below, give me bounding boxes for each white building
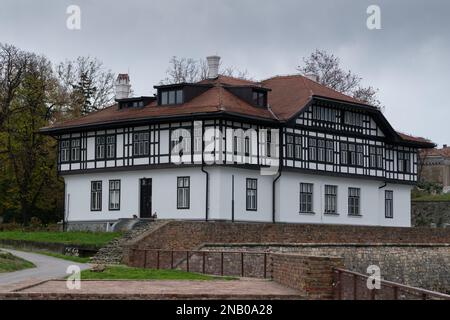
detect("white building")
[41,57,434,230]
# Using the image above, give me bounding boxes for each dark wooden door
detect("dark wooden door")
[140,178,152,218]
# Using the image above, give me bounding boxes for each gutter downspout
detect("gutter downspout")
[201,164,209,221]
[272,126,283,223]
[272,169,282,223]
[200,120,209,221]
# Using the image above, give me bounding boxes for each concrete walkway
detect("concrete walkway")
[0,248,90,292]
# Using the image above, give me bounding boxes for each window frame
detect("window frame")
[385,190,394,219]
[177,176,190,210]
[133,131,150,158]
[90,181,102,212]
[299,183,314,214]
[60,139,71,163]
[397,151,411,173]
[108,180,121,211]
[95,134,116,160]
[160,89,184,105]
[348,187,361,216]
[324,185,338,215]
[246,178,258,211]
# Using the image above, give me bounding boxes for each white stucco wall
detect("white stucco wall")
[64,167,206,222]
[276,171,412,227]
[63,166,412,227]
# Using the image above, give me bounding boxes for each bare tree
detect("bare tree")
[56,56,115,116]
[161,56,252,84]
[298,49,381,107]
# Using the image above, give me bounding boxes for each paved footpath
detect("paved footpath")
[0,248,90,292]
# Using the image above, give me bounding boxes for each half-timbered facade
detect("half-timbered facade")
[41,56,434,230]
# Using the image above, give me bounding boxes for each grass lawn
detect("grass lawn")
[412,193,450,202]
[0,251,35,273]
[0,231,121,247]
[79,265,237,281]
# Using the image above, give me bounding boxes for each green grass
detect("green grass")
[36,251,91,263]
[412,193,450,202]
[0,231,121,247]
[79,265,237,281]
[0,251,35,273]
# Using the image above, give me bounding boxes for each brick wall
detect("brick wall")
[126,220,450,253]
[270,253,343,300]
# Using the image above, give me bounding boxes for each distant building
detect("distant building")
[420,145,450,192]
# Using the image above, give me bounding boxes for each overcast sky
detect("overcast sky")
[1,0,449,145]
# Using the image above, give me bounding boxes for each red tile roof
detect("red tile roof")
[41,73,434,147]
[261,74,366,120]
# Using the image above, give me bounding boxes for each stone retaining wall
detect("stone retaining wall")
[201,243,450,293]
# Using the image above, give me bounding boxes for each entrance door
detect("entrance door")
[140,178,152,218]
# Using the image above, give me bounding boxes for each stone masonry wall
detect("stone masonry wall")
[201,243,450,293]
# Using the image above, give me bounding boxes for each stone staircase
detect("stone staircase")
[91,219,166,265]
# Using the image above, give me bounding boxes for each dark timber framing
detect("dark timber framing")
[48,97,430,185]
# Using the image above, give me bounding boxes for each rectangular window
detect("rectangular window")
[244,136,250,156]
[71,139,81,161]
[95,136,105,159]
[60,140,70,163]
[369,146,384,169]
[109,180,120,211]
[299,183,313,213]
[286,135,294,159]
[385,190,393,219]
[317,139,325,162]
[398,151,411,173]
[348,188,361,216]
[308,138,317,161]
[177,177,190,209]
[344,111,363,127]
[294,136,302,160]
[133,132,150,157]
[161,91,168,105]
[252,90,267,107]
[246,178,257,211]
[106,135,116,159]
[160,89,183,105]
[171,129,191,156]
[324,185,338,214]
[326,140,334,163]
[193,124,203,154]
[91,181,102,211]
[340,142,363,166]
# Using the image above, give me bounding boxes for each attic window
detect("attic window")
[252,90,267,107]
[119,100,144,109]
[160,89,183,105]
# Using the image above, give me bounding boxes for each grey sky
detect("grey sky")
[1,0,449,145]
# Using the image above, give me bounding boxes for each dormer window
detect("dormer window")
[160,89,183,105]
[252,90,267,107]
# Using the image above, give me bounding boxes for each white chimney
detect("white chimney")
[115,74,131,99]
[304,73,319,82]
[207,55,220,79]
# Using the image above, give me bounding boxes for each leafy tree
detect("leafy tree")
[298,49,381,107]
